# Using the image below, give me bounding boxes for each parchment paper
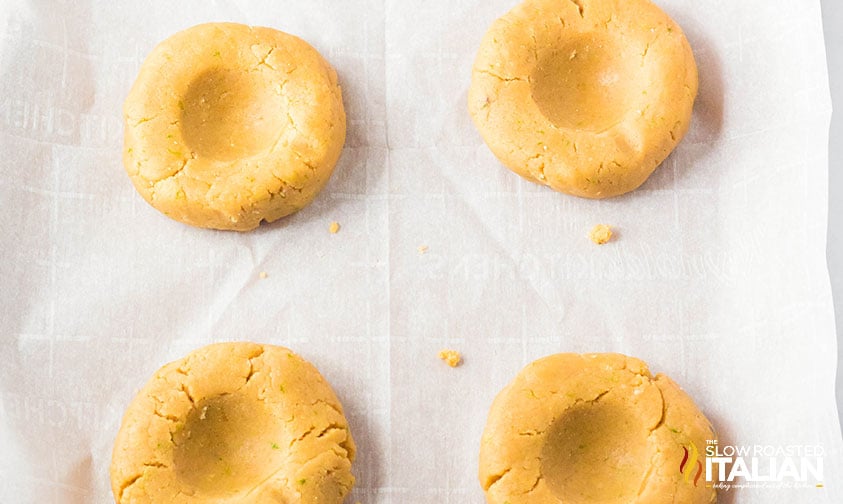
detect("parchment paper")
[0,0,841,502]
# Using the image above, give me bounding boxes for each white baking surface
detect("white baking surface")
[820,0,843,434]
[0,0,841,503]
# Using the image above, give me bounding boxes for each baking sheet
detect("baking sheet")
[0,0,841,502]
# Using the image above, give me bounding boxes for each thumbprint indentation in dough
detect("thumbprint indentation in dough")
[530,35,642,133]
[540,392,650,503]
[181,67,286,162]
[172,393,284,495]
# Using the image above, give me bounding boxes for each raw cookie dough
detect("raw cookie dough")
[110,342,355,503]
[124,23,346,231]
[438,349,463,367]
[479,353,716,504]
[468,0,698,198]
[589,224,613,244]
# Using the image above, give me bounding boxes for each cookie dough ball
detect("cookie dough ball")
[468,0,698,198]
[124,23,346,231]
[110,342,355,503]
[479,353,716,504]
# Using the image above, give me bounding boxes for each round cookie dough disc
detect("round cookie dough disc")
[468,0,698,198]
[479,353,716,504]
[124,23,346,231]
[110,342,355,503]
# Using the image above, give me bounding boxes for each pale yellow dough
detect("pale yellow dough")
[468,0,698,198]
[589,223,613,244]
[479,353,716,504]
[438,349,463,367]
[124,23,346,231]
[110,342,355,503]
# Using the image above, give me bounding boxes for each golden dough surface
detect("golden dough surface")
[468,0,698,198]
[479,353,717,504]
[123,23,346,231]
[110,342,355,503]
[438,349,463,367]
[589,223,613,244]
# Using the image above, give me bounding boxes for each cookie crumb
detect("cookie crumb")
[259,271,268,279]
[418,245,429,255]
[589,224,613,245]
[329,221,341,234]
[438,349,462,368]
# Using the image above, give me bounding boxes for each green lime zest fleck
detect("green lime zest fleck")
[213,50,221,57]
[271,442,280,450]
[297,478,307,485]
[279,384,285,392]
[167,148,182,156]
[177,100,185,111]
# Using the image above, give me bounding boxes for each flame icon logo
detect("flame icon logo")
[680,441,704,486]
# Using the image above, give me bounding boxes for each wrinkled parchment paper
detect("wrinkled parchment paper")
[1,0,841,502]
